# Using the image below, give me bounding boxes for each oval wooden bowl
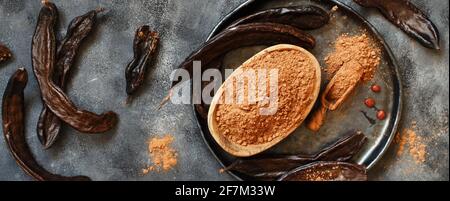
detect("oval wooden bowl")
[207,44,321,157]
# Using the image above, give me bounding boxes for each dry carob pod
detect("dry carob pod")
[37,8,105,148]
[277,161,367,181]
[229,5,330,30]
[223,130,367,180]
[170,22,315,88]
[125,25,160,97]
[2,68,90,181]
[353,0,440,49]
[0,43,12,63]
[32,1,117,134]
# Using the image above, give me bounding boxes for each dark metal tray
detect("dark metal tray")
[193,0,402,180]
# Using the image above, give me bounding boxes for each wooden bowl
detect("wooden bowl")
[207,44,321,157]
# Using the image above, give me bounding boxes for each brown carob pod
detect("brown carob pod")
[32,1,117,134]
[125,25,159,96]
[223,131,367,180]
[2,68,90,181]
[170,22,315,88]
[353,0,440,49]
[37,8,105,148]
[229,5,330,30]
[278,161,367,181]
[0,43,12,63]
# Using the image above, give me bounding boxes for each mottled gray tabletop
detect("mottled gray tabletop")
[0,0,448,181]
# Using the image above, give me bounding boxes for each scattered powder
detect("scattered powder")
[394,125,427,164]
[215,49,319,146]
[325,33,381,82]
[142,134,178,174]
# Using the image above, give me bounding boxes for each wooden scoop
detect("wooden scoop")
[207,44,321,157]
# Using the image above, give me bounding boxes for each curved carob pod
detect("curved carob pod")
[228,5,330,30]
[125,25,160,97]
[2,68,90,181]
[37,8,105,148]
[171,22,315,88]
[32,1,117,134]
[223,130,367,180]
[353,0,440,49]
[0,43,12,63]
[277,161,367,181]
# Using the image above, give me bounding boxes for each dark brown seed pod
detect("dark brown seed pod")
[125,25,159,96]
[223,130,367,180]
[277,161,367,181]
[229,5,330,30]
[353,0,440,49]
[0,43,12,63]
[2,68,90,181]
[32,1,117,134]
[37,8,105,148]
[171,22,315,88]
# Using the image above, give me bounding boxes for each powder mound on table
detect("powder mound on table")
[216,49,318,146]
[325,33,381,82]
[395,124,427,164]
[142,134,178,174]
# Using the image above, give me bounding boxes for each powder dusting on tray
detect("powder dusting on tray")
[142,134,178,174]
[395,124,427,164]
[325,33,381,82]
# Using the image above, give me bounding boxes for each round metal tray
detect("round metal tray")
[193,0,402,180]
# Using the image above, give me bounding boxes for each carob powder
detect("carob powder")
[325,33,381,82]
[215,49,319,146]
[142,134,178,174]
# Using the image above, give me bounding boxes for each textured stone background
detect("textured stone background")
[0,0,448,181]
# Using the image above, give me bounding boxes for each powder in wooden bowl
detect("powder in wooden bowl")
[325,33,381,82]
[142,134,178,174]
[214,46,320,147]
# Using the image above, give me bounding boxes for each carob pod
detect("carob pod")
[223,130,367,180]
[353,0,440,49]
[277,161,367,181]
[229,5,330,30]
[37,8,105,148]
[0,43,12,63]
[125,25,159,97]
[171,22,315,88]
[2,68,90,181]
[32,1,117,134]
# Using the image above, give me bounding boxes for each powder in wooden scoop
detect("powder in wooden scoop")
[142,134,178,174]
[325,33,381,82]
[215,48,319,146]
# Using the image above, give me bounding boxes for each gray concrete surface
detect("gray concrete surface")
[0,0,448,181]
